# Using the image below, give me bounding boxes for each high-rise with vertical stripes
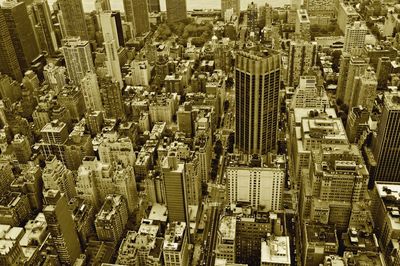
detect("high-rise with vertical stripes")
[165,0,187,23]
[57,0,88,40]
[372,89,400,183]
[123,0,149,36]
[235,50,281,155]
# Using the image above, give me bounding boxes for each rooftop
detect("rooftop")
[218,216,236,240]
[375,182,400,230]
[261,236,291,265]
[306,223,338,245]
[163,222,186,251]
[96,195,124,221]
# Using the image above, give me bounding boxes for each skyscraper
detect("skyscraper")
[100,11,124,48]
[95,0,111,12]
[100,11,124,88]
[343,21,368,54]
[0,1,39,74]
[57,0,88,40]
[247,2,258,34]
[235,50,281,155]
[148,0,161,13]
[81,72,103,112]
[123,0,149,36]
[372,90,400,183]
[43,190,82,265]
[0,10,22,81]
[221,0,240,17]
[61,37,95,84]
[162,153,188,223]
[31,0,58,56]
[336,56,368,107]
[165,0,187,23]
[99,76,125,119]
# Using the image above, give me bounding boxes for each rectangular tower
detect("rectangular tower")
[235,50,281,155]
[58,0,88,40]
[1,1,39,73]
[372,90,400,183]
[165,0,187,23]
[123,0,149,36]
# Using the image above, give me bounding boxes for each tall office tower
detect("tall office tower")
[295,9,311,41]
[221,0,240,17]
[42,155,76,201]
[43,63,66,94]
[350,68,377,111]
[61,37,95,85]
[165,0,187,23]
[95,194,128,243]
[247,2,258,34]
[43,190,82,265]
[1,1,39,74]
[95,0,111,12]
[81,72,103,112]
[57,0,88,40]
[100,13,123,88]
[372,90,400,183]
[163,222,189,266]
[0,10,22,81]
[113,165,138,214]
[148,0,161,13]
[286,40,317,87]
[226,155,285,211]
[100,11,124,48]
[343,22,368,54]
[162,154,188,223]
[346,106,369,143]
[123,0,149,36]
[336,56,368,107]
[235,50,280,155]
[336,53,351,101]
[376,57,392,89]
[31,0,58,56]
[99,76,125,119]
[300,144,369,231]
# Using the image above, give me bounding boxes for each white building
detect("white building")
[344,22,368,54]
[81,72,103,112]
[226,160,285,211]
[61,37,95,85]
[261,236,291,265]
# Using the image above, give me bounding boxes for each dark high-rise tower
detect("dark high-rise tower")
[58,0,88,40]
[148,0,161,13]
[372,90,400,183]
[0,0,39,74]
[43,190,82,265]
[32,0,58,56]
[0,10,22,81]
[221,0,240,16]
[235,50,281,155]
[123,0,149,36]
[165,0,187,23]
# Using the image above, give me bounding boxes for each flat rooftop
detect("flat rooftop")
[261,236,291,265]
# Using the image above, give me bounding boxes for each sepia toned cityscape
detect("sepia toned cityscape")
[0,0,399,265]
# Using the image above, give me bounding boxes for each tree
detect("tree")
[214,140,223,159]
[331,50,342,73]
[227,133,234,153]
[201,182,208,196]
[224,100,230,112]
